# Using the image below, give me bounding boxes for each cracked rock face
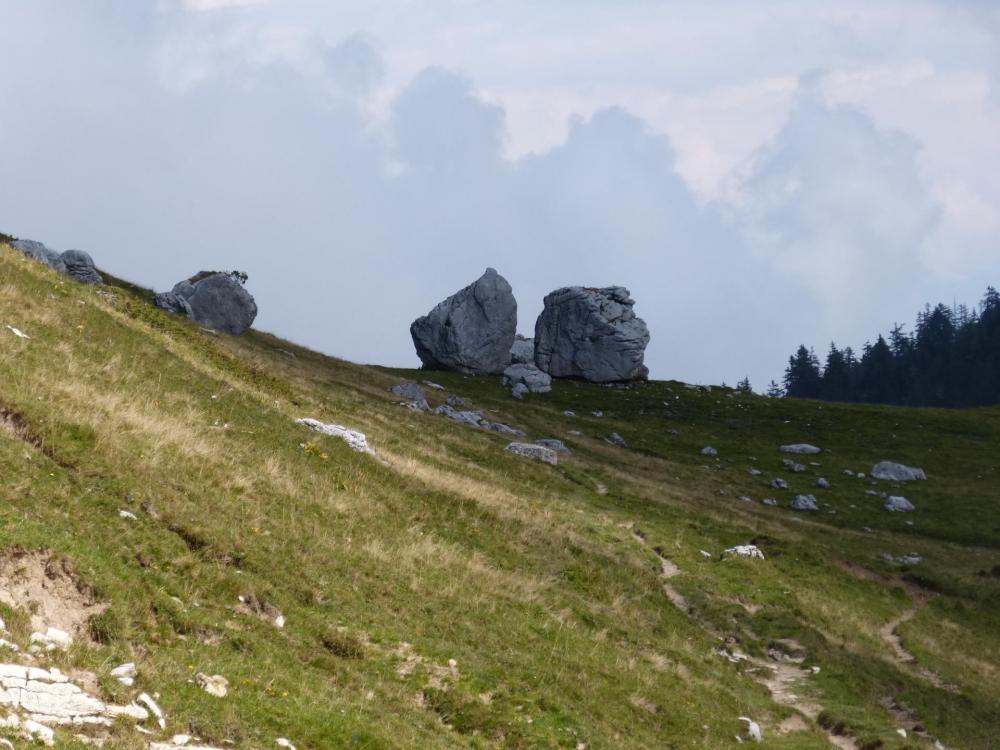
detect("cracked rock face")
[12,240,103,284]
[0,664,148,726]
[410,268,517,375]
[534,286,649,382]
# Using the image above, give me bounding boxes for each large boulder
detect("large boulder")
[534,286,649,382]
[410,268,517,375]
[60,249,103,284]
[154,272,257,335]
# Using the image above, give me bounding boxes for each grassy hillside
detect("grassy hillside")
[0,242,998,749]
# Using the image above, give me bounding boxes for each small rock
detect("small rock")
[782,459,806,472]
[871,461,926,481]
[737,495,753,503]
[780,444,821,454]
[843,469,855,476]
[723,545,765,560]
[505,442,558,465]
[700,550,712,558]
[606,432,627,448]
[5,325,29,339]
[503,363,552,395]
[196,672,229,698]
[592,410,604,417]
[389,383,426,401]
[770,478,789,490]
[701,446,718,456]
[296,418,372,454]
[790,494,818,511]
[446,395,465,407]
[884,496,915,512]
[30,627,72,651]
[510,383,529,399]
[814,478,830,489]
[762,498,778,506]
[118,509,138,520]
[562,410,576,417]
[738,716,763,742]
[276,740,297,750]
[138,692,166,729]
[748,468,762,476]
[510,335,535,365]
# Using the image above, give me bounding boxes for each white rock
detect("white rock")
[738,716,763,742]
[29,628,72,651]
[274,615,286,629]
[884,496,915,513]
[295,418,372,454]
[5,325,29,339]
[195,673,229,698]
[423,381,445,390]
[699,550,713,558]
[21,718,54,745]
[138,692,165,729]
[723,545,765,560]
[276,740,297,750]
[118,509,138,520]
[0,640,16,652]
[111,663,136,679]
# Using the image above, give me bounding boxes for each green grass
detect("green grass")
[0,241,998,749]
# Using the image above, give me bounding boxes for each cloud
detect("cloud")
[736,74,942,335]
[181,0,269,11]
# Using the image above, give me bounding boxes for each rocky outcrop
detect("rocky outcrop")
[154,272,257,335]
[871,461,926,482]
[295,418,373,455]
[410,268,517,375]
[534,286,649,382]
[11,239,103,284]
[780,444,821,454]
[59,250,102,284]
[502,364,552,398]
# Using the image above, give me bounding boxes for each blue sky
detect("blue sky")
[2,0,999,387]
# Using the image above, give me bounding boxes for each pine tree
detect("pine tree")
[821,343,851,401]
[736,376,752,394]
[784,346,822,399]
[766,380,784,398]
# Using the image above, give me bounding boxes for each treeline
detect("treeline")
[779,287,1000,407]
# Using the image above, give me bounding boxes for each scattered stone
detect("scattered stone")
[295,418,372,454]
[389,383,425,401]
[857,472,866,479]
[871,461,927,481]
[410,268,516,375]
[110,663,136,687]
[738,716,763,743]
[435,404,483,427]
[779,444,821,454]
[195,672,229,698]
[5,325,29,339]
[606,432,627,448]
[814,478,830,489]
[534,286,649,382]
[770,478,789,490]
[423,381,445,390]
[446,395,465,407]
[700,550,713,558]
[510,335,535,365]
[748,468,762,476]
[118,509,138,521]
[723,545,765,560]
[138,692,165,729]
[535,439,570,455]
[701,446,718,456]
[276,740,297,750]
[884,496,915,513]
[510,383,529,399]
[790,494,818,511]
[737,495,753,503]
[405,399,431,413]
[29,627,72,651]
[505,443,558,465]
[562,410,576,417]
[782,459,806,472]
[762,498,778,506]
[484,421,525,437]
[502,363,552,395]
[843,469,856,477]
[592,410,604,417]
[154,272,257,335]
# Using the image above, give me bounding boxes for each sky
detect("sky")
[1,1,999,388]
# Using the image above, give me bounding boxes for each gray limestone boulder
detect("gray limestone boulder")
[871,461,926,482]
[701,446,718,456]
[606,432,627,448]
[790,494,818,511]
[814,477,830,489]
[60,249,103,284]
[12,239,66,274]
[505,442,558,465]
[390,383,426,401]
[534,286,649,382]
[502,363,552,396]
[155,272,257,335]
[770,478,789,490]
[510,335,535,365]
[780,444,821,454]
[535,439,570,455]
[410,268,517,375]
[884,496,915,512]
